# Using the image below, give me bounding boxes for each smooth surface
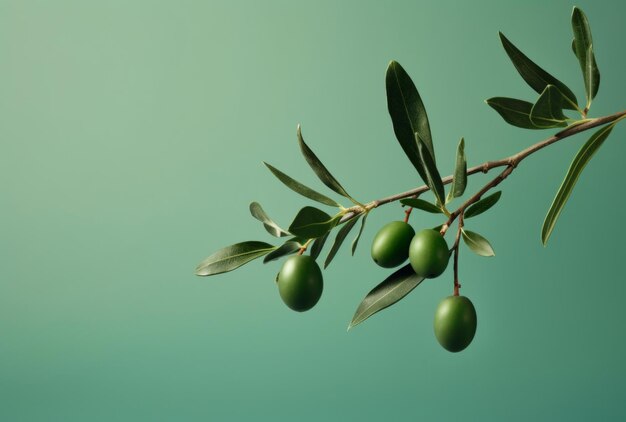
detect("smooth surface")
[2,1,626,421]
[409,229,450,278]
[370,221,415,268]
[434,295,478,353]
[277,255,323,312]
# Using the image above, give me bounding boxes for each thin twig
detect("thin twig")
[339,109,626,224]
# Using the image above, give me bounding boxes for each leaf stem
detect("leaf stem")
[298,239,313,255]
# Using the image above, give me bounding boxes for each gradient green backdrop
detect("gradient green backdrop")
[2,1,625,420]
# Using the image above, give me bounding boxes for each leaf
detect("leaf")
[324,216,360,269]
[461,229,495,257]
[541,122,616,245]
[309,232,329,260]
[400,198,443,214]
[385,60,434,183]
[465,191,502,219]
[249,202,290,237]
[263,240,301,263]
[297,125,357,204]
[348,264,425,330]
[530,85,568,128]
[263,162,340,207]
[415,132,445,206]
[288,206,340,239]
[499,32,578,110]
[486,97,566,130]
[351,212,368,255]
[447,137,467,203]
[196,241,276,276]
[572,7,600,105]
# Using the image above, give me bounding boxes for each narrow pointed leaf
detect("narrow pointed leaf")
[310,232,329,260]
[400,198,443,214]
[385,60,434,183]
[288,206,340,239]
[487,97,564,129]
[196,241,276,276]
[465,191,502,219]
[542,122,616,245]
[572,7,600,104]
[461,229,495,257]
[499,32,578,110]
[447,137,467,203]
[416,132,445,206]
[263,162,340,207]
[297,125,357,204]
[324,216,360,268]
[351,213,368,255]
[249,202,290,237]
[348,264,425,330]
[263,241,302,263]
[530,85,568,128]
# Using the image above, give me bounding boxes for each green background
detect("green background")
[2,1,625,420]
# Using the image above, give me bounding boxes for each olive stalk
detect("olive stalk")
[451,213,464,296]
[339,109,626,225]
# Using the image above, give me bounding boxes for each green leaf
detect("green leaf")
[486,97,566,130]
[530,85,569,128]
[447,137,467,203]
[572,7,600,106]
[309,232,329,260]
[351,212,368,255]
[499,32,578,110]
[461,229,495,257]
[297,125,357,204]
[263,162,340,207]
[324,216,360,269]
[385,60,434,183]
[249,202,290,237]
[541,122,616,245]
[400,198,443,214]
[288,206,340,239]
[465,191,502,219]
[263,240,301,263]
[348,264,425,330]
[415,132,445,206]
[196,241,276,276]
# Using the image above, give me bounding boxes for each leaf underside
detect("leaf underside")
[348,264,425,330]
[541,122,615,245]
[447,137,467,203]
[297,125,357,204]
[196,241,276,276]
[264,162,340,207]
[461,229,495,257]
[249,202,290,237]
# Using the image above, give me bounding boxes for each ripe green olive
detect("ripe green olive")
[434,295,477,352]
[371,221,415,268]
[408,229,449,278]
[277,255,323,312]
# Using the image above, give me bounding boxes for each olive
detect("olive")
[433,295,477,352]
[277,255,323,312]
[371,221,416,268]
[408,229,449,278]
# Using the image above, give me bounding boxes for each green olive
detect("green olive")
[408,229,449,278]
[371,221,415,268]
[277,255,323,312]
[433,295,477,352]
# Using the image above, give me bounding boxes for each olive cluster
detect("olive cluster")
[371,221,477,353]
[276,220,477,352]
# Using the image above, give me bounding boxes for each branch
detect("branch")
[340,110,626,224]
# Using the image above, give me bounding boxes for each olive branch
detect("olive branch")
[195,7,623,347]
